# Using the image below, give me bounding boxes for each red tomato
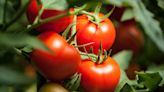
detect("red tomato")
[26,0,73,33]
[76,13,116,54]
[78,56,120,92]
[111,19,144,55]
[30,31,81,81]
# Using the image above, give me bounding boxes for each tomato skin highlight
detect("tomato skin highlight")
[76,14,116,54]
[78,56,120,92]
[30,31,81,81]
[26,0,73,33]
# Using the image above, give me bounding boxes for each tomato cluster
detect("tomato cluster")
[27,0,120,92]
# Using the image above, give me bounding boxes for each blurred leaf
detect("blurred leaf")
[148,64,164,86]
[104,0,164,53]
[115,70,129,92]
[157,0,164,10]
[0,0,15,24]
[112,50,132,70]
[0,32,48,51]
[121,8,134,21]
[0,86,11,92]
[137,72,162,92]
[0,66,33,85]
[41,0,68,10]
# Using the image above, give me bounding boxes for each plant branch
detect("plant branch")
[26,4,88,32]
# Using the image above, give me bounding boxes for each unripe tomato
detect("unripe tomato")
[76,13,116,54]
[78,56,120,92]
[26,0,73,33]
[30,31,81,81]
[39,82,69,92]
[111,19,144,55]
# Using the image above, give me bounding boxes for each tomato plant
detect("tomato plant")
[111,19,144,55]
[78,56,120,92]
[39,82,69,92]
[76,13,116,54]
[30,31,81,81]
[26,0,73,33]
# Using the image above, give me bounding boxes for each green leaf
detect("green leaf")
[0,0,15,24]
[120,83,136,92]
[0,66,33,85]
[148,64,164,86]
[137,72,162,92]
[121,8,134,21]
[0,32,48,51]
[41,0,68,10]
[115,70,129,92]
[112,50,132,70]
[157,0,164,10]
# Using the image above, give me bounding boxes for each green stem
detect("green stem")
[80,11,100,25]
[33,7,45,25]
[3,0,30,31]
[26,4,88,32]
[100,6,115,22]
[26,12,70,32]
[94,2,102,15]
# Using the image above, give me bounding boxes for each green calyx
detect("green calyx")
[79,3,115,26]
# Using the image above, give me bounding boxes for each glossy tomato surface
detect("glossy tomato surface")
[30,31,81,81]
[78,56,120,92]
[111,20,144,55]
[26,0,73,33]
[76,13,116,54]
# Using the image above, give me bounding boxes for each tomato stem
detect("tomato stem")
[97,42,103,64]
[94,2,102,15]
[26,4,88,32]
[100,6,115,22]
[80,11,100,25]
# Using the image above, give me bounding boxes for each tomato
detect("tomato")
[76,13,116,54]
[30,31,81,81]
[111,19,144,55]
[26,0,73,33]
[78,56,120,92]
[39,82,69,92]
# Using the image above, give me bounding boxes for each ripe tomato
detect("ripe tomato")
[26,0,73,33]
[76,13,116,54]
[39,82,69,92]
[111,19,144,55]
[30,31,81,81]
[78,56,120,92]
